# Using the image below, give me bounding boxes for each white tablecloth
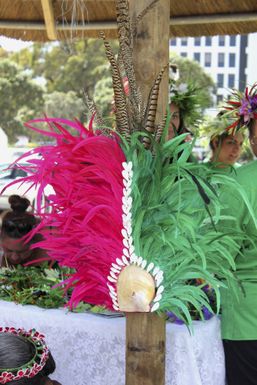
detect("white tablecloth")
[0,300,225,385]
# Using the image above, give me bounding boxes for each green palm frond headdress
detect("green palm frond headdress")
[200,114,244,141]
[8,0,252,326]
[169,80,203,129]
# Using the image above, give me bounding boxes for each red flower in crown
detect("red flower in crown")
[13,369,26,380]
[31,364,43,376]
[20,368,31,378]
[31,330,45,339]
[41,351,49,363]
[0,372,15,384]
[28,370,35,378]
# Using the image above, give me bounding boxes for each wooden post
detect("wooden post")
[126,313,166,385]
[125,2,169,384]
[129,0,170,121]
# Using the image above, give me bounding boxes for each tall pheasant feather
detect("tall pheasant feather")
[101,0,167,145]
[100,32,131,139]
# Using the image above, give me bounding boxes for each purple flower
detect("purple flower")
[239,94,257,123]
[239,98,251,122]
[202,306,213,320]
[202,284,210,293]
[249,95,257,112]
[166,311,185,325]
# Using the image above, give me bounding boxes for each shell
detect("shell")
[116,265,156,312]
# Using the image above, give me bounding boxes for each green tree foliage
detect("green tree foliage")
[94,76,114,118]
[11,43,42,71]
[0,47,9,59]
[1,41,216,144]
[26,40,117,98]
[44,90,85,121]
[11,39,117,124]
[0,59,44,143]
[170,52,215,109]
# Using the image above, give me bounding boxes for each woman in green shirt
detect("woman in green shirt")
[218,85,257,385]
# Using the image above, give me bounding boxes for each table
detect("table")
[0,300,225,385]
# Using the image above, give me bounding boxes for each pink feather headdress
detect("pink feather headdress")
[15,117,164,313]
[1,1,240,321]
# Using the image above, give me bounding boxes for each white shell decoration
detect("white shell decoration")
[107,161,164,312]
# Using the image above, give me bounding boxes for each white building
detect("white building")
[245,32,257,87]
[0,127,11,163]
[170,34,251,105]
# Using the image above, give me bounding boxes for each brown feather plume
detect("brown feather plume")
[97,2,167,148]
[100,31,130,139]
[136,0,159,25]
[116,0,141,127]
[83,91,107,131]
[144,65,168,135]
[155,113,167,143]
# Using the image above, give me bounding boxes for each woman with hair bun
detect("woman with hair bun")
[0,195,47,267]
[0,326,61,385]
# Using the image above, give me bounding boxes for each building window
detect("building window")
[228,74,235,88]
[181,37,187,46]
[170,38,176,46]
[205,52,212,67]
[194,37,201,46]
[218,53,225,67]
[230,35,236,46]
[217,94,224,104]
[194,52,201,62]
[181,52,187,58]
[217,74,224,88]
[205,36,212,46]
[229,53,236,67]
[219,36,225,46]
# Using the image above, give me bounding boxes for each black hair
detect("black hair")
[0,332,56,385]
[209,132,230,151]
[248,119,255,138]
[1,195,37,239]
[177,112,185,135]
[169,102,190,136]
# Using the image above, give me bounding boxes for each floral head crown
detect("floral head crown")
[0,327,49,384]
[222,83,257,133]
[169,79,202,128]
[200,114,241,141]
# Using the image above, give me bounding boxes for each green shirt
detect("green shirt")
[219,160,257,340]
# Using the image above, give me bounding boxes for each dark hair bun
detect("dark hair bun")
[8,195,30,213]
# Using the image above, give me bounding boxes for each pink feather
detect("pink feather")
[18,117,126,309]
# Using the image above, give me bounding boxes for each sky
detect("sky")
[0,36,32,52]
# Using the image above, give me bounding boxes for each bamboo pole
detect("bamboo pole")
[40,0,57,40]
[2,12,257,33]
